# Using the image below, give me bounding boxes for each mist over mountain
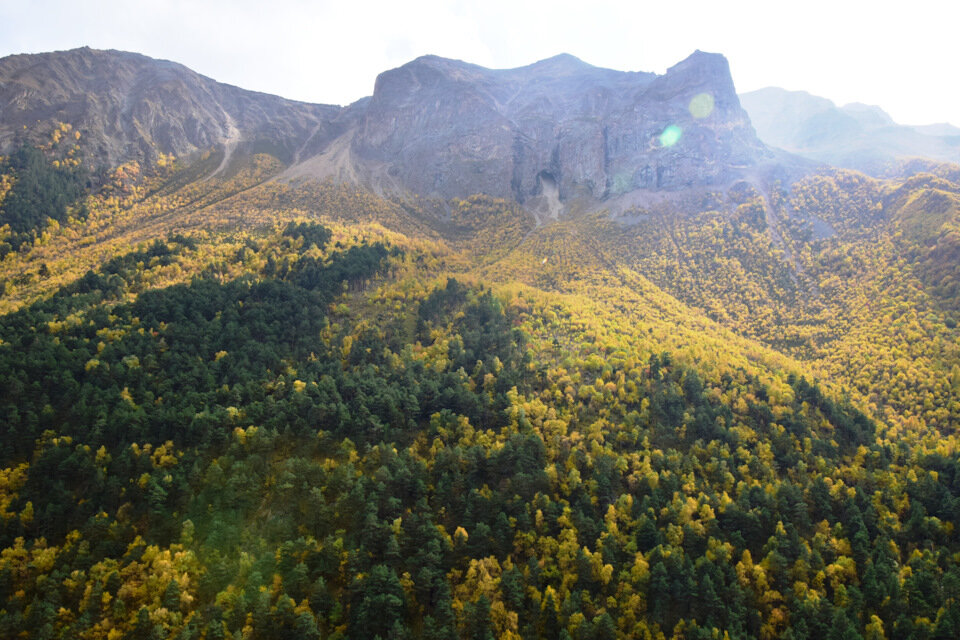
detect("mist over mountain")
[915,122,960,137]
[740,86,960,173]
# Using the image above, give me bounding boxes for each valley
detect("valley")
[0,47,958,640]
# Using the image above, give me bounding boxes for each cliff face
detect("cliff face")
[0,47,774,208]
[351,51,769,204]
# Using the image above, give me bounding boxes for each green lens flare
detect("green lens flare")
[689,92,715,119]
[659,125,682,147]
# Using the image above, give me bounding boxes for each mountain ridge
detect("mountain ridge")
[1,46,784,214]
[0,46,342,167]
[740,85,960,173]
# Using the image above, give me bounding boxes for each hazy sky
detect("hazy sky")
[1,0,957,125]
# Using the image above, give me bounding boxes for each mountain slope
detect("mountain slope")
[2,48,960,640]
[1,156,959,639]
[0,47,342,167]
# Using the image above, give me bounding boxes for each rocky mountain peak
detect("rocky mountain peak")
[1,47,779,214]
[349,51,769,210]
[657,50,739,103]
[521,53,593,75]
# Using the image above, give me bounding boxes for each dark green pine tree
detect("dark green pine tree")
[294,612,321,640]
[647,561,670,625]
[349,564,406,639]
[501,564,525,611]
[828,608,863,640]
[162,579,180,612]
[464,595,496,640]
[422,580,457,640]
[592,613,617,640]
[697,573,724,627]
[126,606,163,640]
[540,591,561,640]
[934,601,960,639]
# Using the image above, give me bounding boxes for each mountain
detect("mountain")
[1,47,788,215]
[740,86,960,173]
[340,50,773,208]
[914,122,960,137]
[0,47,342,166]
[735,87,835,151]
[2,47,960,640]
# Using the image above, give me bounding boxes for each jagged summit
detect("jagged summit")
[392,53,597,76]
[667,49,727,74]
[351,49,771,208]
[662,51,737,99]
[1,47,782,212]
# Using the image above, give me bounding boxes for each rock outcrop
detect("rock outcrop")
[350,51,770,205]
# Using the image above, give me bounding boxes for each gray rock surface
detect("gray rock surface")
[350,51,771,203]
[1,47,781,210]
[0,47,341,166]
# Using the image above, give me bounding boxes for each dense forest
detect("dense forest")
[0,140,959,639]
[0,125,88,255]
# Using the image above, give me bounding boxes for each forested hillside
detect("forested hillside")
[0,127,959,640]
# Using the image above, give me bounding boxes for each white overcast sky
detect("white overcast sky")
[0,0,956,125]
